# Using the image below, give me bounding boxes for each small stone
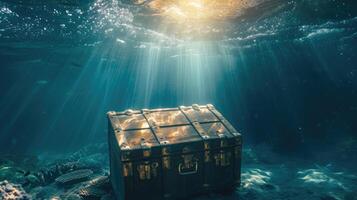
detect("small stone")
[87,176,110,189]
[26,174,40,184]
[5,184,14,192]
[78,186,106,199]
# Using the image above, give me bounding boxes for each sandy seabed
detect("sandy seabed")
[1,142,356,200]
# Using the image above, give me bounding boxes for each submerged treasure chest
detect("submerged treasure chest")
[107,104,242,199]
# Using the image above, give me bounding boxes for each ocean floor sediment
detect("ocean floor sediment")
[1,143,356,200]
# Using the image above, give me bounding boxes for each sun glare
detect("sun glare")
[139,0,247,21]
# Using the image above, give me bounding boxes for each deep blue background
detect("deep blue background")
[0,0,356,157]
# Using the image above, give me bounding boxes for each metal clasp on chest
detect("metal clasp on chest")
[137,161,159,180]
[178,148,198,175]
[122,162,133,177]
[162,147,170,170]
[214,139,232,167]
[179,154,198,175]
[214,151,232,167]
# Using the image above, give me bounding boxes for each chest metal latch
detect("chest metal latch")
[178,147,199,175]
[214,151,231,167]
[137,162,159,180]
[179,153,198,175]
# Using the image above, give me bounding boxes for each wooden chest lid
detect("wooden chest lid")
[108,104,240,154]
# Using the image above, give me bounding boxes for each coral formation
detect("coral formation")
[0,180,32,200]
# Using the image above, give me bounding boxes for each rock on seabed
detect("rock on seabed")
[55,169,94,185]
[0,180,32,200]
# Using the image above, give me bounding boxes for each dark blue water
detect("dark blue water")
[0,0,356,199]
[0,0,356,153]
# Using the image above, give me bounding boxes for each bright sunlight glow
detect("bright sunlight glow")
[137,0,251,21]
